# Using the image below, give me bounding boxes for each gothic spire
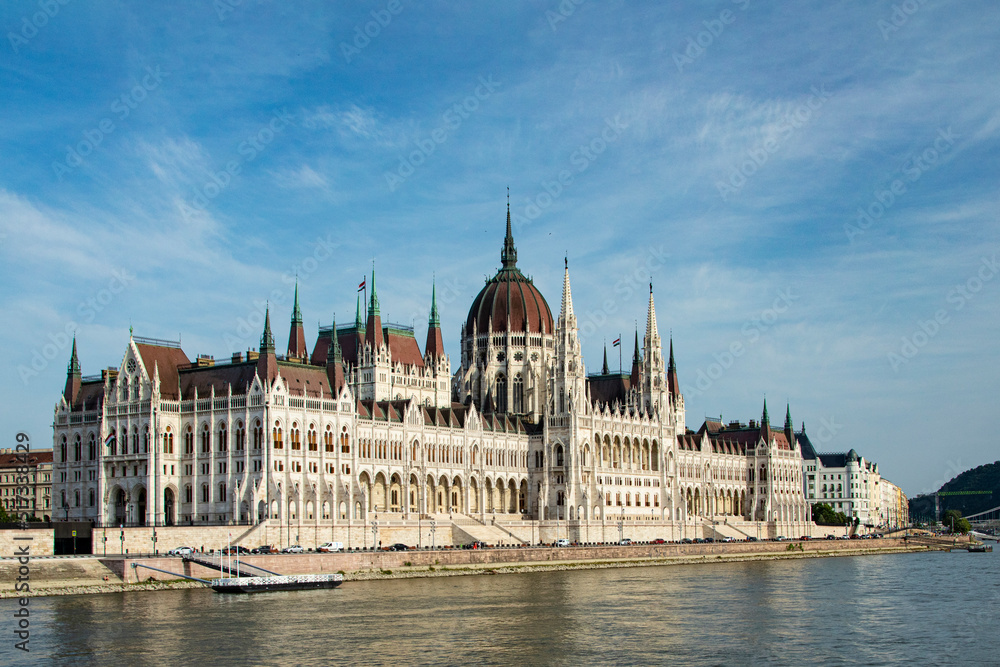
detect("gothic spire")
[762,398,770,426]
[785,403,793,431]
[260,305,275,354]
[291,280,302,324]
[68,335,81,376]
[558,255,575,329]
[429,278,440,327]
[287,281,306,358]
[355,290,364,331]
[666,335,679,396]
[501,191,517,269]
[425,279,445,359]
[368,267,380,317]
[645,282,660,344]
[328,314,342,362]
[602,344,609,375]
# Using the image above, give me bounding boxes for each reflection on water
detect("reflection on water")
[3,550,998,666]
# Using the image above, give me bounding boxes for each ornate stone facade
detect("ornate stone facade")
[52,205,811,543]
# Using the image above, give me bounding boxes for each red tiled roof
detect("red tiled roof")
[0,450,53,468]
[135,344,191,400]
[386,330,424,368]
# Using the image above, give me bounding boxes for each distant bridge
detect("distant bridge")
[965,504,1000,525]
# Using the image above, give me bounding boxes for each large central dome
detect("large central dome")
[465,208,554,335]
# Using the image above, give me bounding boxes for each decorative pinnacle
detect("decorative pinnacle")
[328,313,342,362]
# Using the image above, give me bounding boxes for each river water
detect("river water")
[3,549,998,666]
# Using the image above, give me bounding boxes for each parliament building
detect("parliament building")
[52,205,811,546]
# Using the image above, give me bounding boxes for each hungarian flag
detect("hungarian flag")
[104,433,116,448]
[612,338,621,347]
[358,278,366,292]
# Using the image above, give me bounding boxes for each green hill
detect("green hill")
[908,460,1000,522]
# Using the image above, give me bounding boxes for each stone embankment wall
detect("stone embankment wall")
[0,528,54,556]
[113,537,932,584]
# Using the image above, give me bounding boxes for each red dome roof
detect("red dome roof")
[466,209,553,335]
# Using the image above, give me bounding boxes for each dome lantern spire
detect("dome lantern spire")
[501,188,517,269]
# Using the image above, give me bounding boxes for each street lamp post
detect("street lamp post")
[119,524,124,555]
[371,508,378,551]
[618,510,624,544]
[430,519,436,550]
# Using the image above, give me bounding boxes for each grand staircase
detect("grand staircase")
[447,513,528,546]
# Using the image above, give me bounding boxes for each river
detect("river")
[3,549,998,665]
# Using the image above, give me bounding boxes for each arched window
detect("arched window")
[60,436,67,462]
[121,377,129,401]
[556,445,564,467]
[273,425,283,450]
[324,426,334,452]
[184,485,192,503]
[74,436,82,461]
[340,428,350,454]
[308,426,318,451]
[88,434,96,460]
[218,422,228,452]
[143,425,149,453]
[201,424,210,453]
[512,374,524,413]
[290,424,301,450]
[184,425,194,454]
[495,374,507,413]
[235,422,245,451]
[253,420,262,450]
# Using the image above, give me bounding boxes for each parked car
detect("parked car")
[825,534,836,540]
[746,537,759,542]
[775,536,787,541]
[281,545,305,553]
[555,538,571,547]
[251,545,275,554]
[681,538,693,544]
[387,543,409,551]
[722,536,735,543]
[167,546,194,556]
[318,542,344,553]
[651,538,666,544]
[618,538,632,545]
[222,545,250,555]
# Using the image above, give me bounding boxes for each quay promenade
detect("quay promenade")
[1,535,960,597]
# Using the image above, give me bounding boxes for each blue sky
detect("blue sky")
[2,1,997,497]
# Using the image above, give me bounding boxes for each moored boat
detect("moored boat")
[211,573,344,594]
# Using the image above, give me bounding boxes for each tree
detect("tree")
[812,503,850,526]
[942,509,971,533]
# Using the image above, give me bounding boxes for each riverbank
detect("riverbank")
[1,538,946,598]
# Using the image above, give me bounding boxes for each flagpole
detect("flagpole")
[619,333,622,374]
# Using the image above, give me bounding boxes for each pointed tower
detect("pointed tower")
[326,315,345,394]
[425,280,445,360]
[354,290,365,338]
[784,403,795,447]
[602,344,609,375]
[287,281,307,360]
[760,398,772,441]
[365,268,384,351]
[553,256,585,415]
[630,327,640,389]
[642,283,667,413]
[257,305,277,383]
[64,336,82,406]
[667,336,679,398]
